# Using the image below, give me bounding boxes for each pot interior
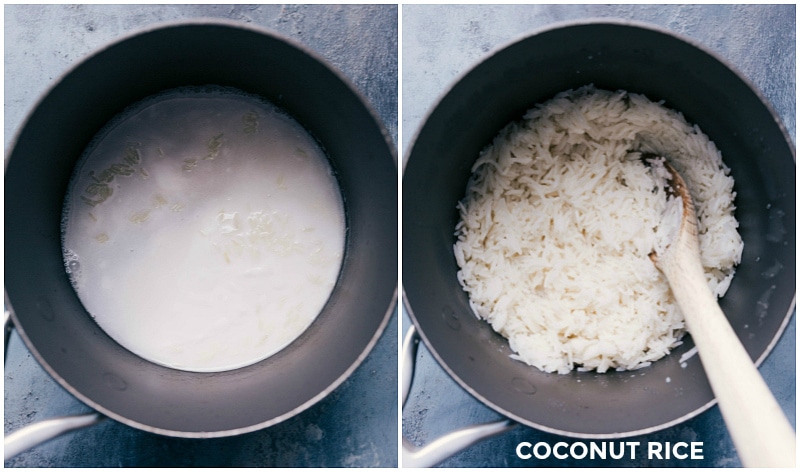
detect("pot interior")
[403,22,795,436]
[5,22,397,436]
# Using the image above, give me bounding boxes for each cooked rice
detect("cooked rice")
[453,85,742,374]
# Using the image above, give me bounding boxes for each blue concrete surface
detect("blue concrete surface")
[5,3,797,468]
[4,4,398,467]
[401,4,795,468]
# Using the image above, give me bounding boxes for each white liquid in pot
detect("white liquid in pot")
[61,88,346,372]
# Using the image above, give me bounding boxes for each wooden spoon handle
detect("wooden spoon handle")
[662,233,796,467]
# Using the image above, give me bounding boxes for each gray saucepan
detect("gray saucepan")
[402,19,794,462]
[5,19,397,451]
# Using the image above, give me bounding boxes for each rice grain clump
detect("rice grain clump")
[453,85,743,374]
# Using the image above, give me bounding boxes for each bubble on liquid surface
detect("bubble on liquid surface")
[62,249,84,288]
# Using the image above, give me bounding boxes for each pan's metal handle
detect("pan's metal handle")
[4,413,106,461]
[5,310,14,361]
[402,324,517,467]
[4,309,106,461]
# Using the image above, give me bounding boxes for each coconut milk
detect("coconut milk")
[61,88,345,372]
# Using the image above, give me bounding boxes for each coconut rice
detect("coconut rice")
[453,85,743,374]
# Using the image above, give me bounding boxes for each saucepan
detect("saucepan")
[4,19,397,457]
[402,19,794,466]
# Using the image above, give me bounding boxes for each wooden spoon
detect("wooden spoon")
[649,158,796,468]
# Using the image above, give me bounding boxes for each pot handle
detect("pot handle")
[4,310,14,361]
[402,324,517,467]
[4,413,105,461]
[4,310,106,461]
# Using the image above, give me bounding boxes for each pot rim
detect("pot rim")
[402,17,796,439]
[5,17,398,438]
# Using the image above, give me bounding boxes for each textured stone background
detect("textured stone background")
[4,4,398,467]
[4,3,796,469]
[402,3,795,468]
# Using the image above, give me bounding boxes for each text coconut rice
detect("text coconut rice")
[453,85,743,374]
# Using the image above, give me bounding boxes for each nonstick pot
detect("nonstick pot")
[5,19,397,442]
[403,18,794,449]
